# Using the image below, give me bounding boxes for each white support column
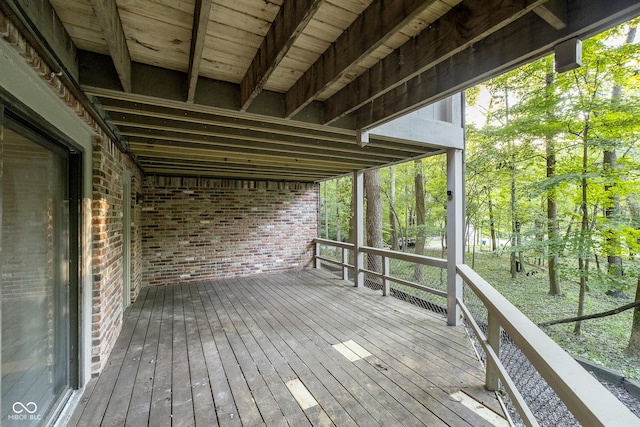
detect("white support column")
[446,148,464,326]
[353,170,364,287]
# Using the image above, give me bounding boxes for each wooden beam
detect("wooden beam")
[90,0,132,92]
[534,0,568,30]
[130,146,362,170]
[323,0,552,124]
[80,52,337,126]
[354,0,640,129]
[124,132,398,164]
[186,0,212,102]
[105,106,425,158]
[239,0,324,111]
[96,97,354,142]
[1,0,79,80]
[284,0,438,118]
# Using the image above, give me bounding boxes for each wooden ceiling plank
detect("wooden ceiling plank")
[186,0,213,102]
[90,0,132,92]
[355,0,640,129]
[534,0,567,30]
[323,0,551,124]
[285,0,439,118]
[239,0,324,111]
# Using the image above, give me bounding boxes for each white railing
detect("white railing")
[314,238,640,427]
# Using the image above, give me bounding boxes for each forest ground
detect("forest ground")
[457,248,640,381]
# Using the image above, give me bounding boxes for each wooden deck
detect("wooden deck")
[67,269,506,426]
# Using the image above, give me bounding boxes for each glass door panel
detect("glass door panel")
[1,127,71,426]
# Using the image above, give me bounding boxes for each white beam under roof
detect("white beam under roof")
[367,93,464,151]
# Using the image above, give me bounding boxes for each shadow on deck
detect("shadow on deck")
[67,269,506,426]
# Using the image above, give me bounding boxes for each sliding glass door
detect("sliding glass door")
[1,118,78,425]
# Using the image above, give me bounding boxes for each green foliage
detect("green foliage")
[469,251,640,380]
[321,18,640,368]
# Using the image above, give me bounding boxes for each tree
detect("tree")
[388,166,399,250]
[543,57,562,295]
[365,169,383,277]
[413,160,426,282]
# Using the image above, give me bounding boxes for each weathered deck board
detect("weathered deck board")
[67,269,505,426]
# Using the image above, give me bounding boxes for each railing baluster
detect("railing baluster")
[486,311,500,391]
[382,255,390,296]
[315,241,322,269]
[342,247,349,281]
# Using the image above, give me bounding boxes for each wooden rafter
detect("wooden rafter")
[354,0,640,129]
[284,0,438,118]
[90,0,131,93]
[323,0,551,125]
[534,0,567,30]
[239,0,324,112]
[186,0,212,103]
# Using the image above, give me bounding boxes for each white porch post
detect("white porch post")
[446,148,464,326]
[353,170,364,287]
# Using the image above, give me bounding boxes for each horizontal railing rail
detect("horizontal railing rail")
[359,245,447,297]
[314,238,640,426]
[314,238,354,281]
[457,263,639,427]
[314,239,448,305]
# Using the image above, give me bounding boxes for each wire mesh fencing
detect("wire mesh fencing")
[463,286,580,427]
[316,243,353,279]
[364,252,448,317]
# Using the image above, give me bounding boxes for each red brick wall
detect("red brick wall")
[91,137,144,374]
[142,176,318,285]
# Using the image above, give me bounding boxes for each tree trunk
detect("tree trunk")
[627,274,640,355]
[365,169,383,278]
[626,197,640,354]
[389,166,399,250]
[574,134,591,335]
[545,63,561,295]
[603,148,622,282]
[414,160,426,282]
[510,168,518,279]
[335,178,341,242]
[488,193,497,251]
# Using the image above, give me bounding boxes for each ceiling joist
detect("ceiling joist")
[186,0,213,102]
[354,0,640,129]
[284,0,439,118]
[534,0,568,31]
[239,0,324,111]
[89,0,132,92]
[31,0,639,181]
[324,0,552,125]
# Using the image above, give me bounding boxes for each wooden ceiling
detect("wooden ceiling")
[3,0,640,181]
